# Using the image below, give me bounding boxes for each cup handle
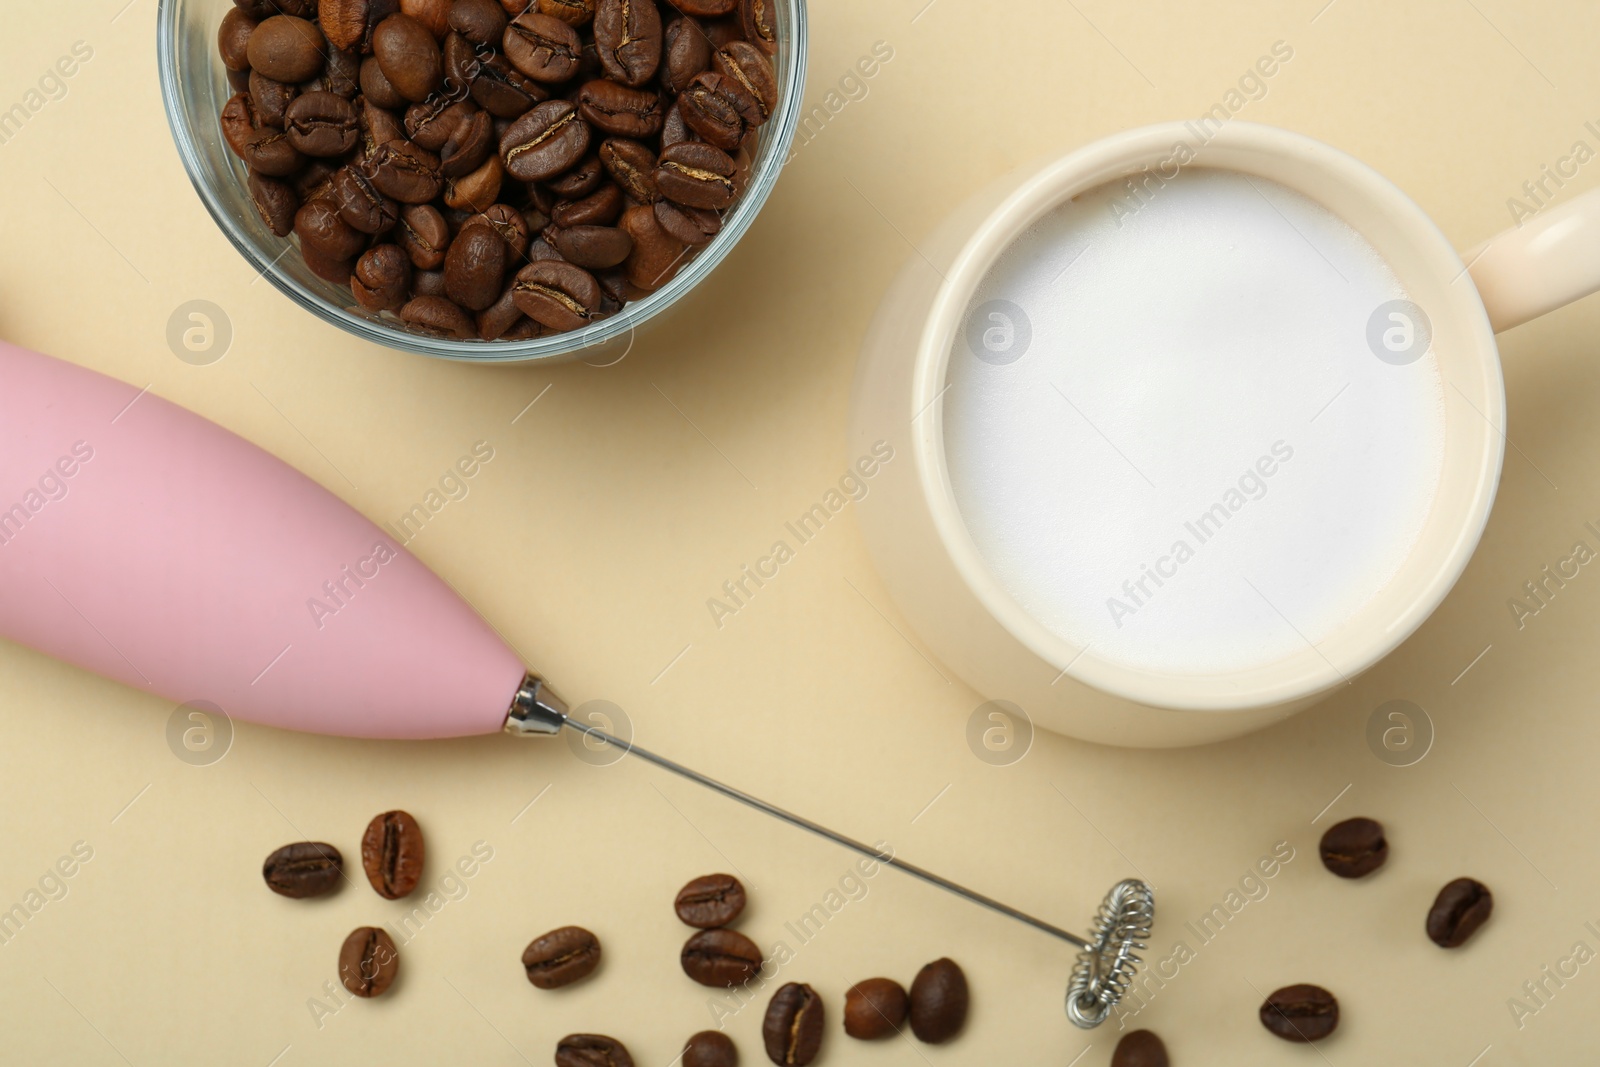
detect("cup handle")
[1466,188,1600,333]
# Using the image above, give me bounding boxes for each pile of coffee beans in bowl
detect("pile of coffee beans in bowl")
[217,0,779,341]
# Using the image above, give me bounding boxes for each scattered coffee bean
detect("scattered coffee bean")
[262,842,343,898]
[908,958,967,1044]
[522,925,602,989]
[1111,1029,1169,1067]
[675,873,747,928]
[339,926,400,997]
[1427,877,1493,948]
[762,982,822,1066]
[681,928,763,987]
[556,1034,634,1067]
[1319,817,1388,878]
[1259,983,1339,1042]
[843,977,907,1040]
[360,809,425,899]
[216,0,778,341]
[682,1030,738,1067]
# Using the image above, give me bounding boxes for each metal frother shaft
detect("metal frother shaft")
[505,673,1153,1029]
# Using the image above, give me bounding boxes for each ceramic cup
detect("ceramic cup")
[850,120,1600,748]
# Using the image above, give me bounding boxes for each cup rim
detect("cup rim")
[156,0,809,363]
[912,121,1506,712]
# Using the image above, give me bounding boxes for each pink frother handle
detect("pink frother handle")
[0,342,526,739]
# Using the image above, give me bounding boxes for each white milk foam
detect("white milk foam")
[943,168,1446,676]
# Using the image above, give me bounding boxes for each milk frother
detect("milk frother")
[0,340,1151,1028]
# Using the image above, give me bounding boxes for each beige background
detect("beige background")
[1,0,1598,1063]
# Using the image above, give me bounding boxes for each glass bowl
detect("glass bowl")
[157,0,808,363]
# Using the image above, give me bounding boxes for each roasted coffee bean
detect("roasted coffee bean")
[400,0,454,38]
[739,0,776,56]
[307,45,362,98]
[678,72,752,150]
[713,40,776,122]
[521,925,602,988]
[501,100,591,182]
[661,98,695,147]
[504,11,583,83]
[444,225,508,310]
[401,294,476,336]
[843,978,907,1040]
[655,141,734,208]
[438,108,495,177]
[534,0,595,24]
[662,16,712,94]
[352,243,413,310]
[370,138,442,202]
[682,1031,737,1067]
[360,809,425,899]
[412,267,448,295]
[450,0,509,46]
[296,198,368,260]
[654,199,719,245]
[552,224,631,268]
[284,91,360,156]
[908,958,967,1044]
[578,80,664,139]
[228,66,254,93]
[556,1034,634,1067]
[619,203,684,290]
[477,282,531,339]
[554,182,624,227]
[441,30,482,95]
[504,316,546,339]
[222,93,301,174]
[466,203,531,257]
[291,157,339,198]
[248,69,299,126]
[1427,877,1493,948]
[302,243,357,283]
[359,54,408,108]
[701,14,745,49]
[330,165,399,233]
[599,138,659,203]
[680,928,763,988]
[1259,983,1339,1042]
[319,0,399,52]
[1319,816,1388,879]
[358,96,406,160]
[674,873,746,928]
[263,841,343,898]
[594,0,662,87]
[405,97,474,151]
[374,13,443,101]
[443,152,504,211]
[248,170,300,235]
[548,153,605,198]
[762,983,822,1066]
[669,0,736,17]
[512,259,602,331]
[526,235,566,262]
[219,8,259,72]
[1111,1030,1169,1067]
[339,926,400,997]
[471,51,550,116]
[247,16,327,84]
[398,202,450,267]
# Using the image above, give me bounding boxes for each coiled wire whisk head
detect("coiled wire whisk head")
[1066,878,1154,1029]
